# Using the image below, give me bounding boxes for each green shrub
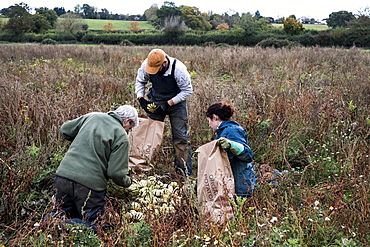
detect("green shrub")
[64,223,102,246]
[119,39,134,46]
[41,38,58,45]
[313,30,335,46]
[126,221,153,247]
[257,37,302,48]
[288,32,315,46]
[43,32,77,42]
[202,41,217,47]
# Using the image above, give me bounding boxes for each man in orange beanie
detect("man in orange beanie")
[135,49,193,176]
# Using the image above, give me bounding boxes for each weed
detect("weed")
[126,220,153,247]
[0,45,369,246]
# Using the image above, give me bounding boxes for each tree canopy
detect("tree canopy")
[3,3,34,35]
[327,11,355,28]
[156,2,182,23]
[234,12,271,36]
[3,4,59,34]
[35,7,58,27]
[181,6,211,31]
[282,17,305,35]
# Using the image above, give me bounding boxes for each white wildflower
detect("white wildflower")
[270,217,278,223]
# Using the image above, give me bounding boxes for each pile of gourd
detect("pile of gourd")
[125,176,181,221]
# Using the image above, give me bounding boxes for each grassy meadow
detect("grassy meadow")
[85,20,329,31]
[81,20,329,31]
[0,17,329,31]
[272,23,329,31]
[0,18,154,31]
[0,44,369,246]
[84,19,154,31]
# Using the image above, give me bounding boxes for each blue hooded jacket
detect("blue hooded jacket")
[215,120,256,197]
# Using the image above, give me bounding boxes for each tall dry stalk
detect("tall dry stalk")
[0,44,369,245]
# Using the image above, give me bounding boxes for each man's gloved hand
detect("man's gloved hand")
[154,101,170,114]
[138,97,149,112]
[138,98,152,113]
[217,137,244,155]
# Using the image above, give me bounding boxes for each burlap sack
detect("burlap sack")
[128,117,164,172]
[196,140,235,223]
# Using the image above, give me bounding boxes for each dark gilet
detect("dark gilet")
[147,59,180,102]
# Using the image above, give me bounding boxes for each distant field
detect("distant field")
[0,17,9,23]
[83,19,154,31]
[272,23,329,31]
[1,17,330,31]
[0,17,153,31]
[86,20,329,31]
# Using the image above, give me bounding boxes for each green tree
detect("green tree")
[144,4,159,21]
[3,3,34,35]
[234,12,271,36]
[223,12,240,28]
[181,6,211,31]
[35,7,58,28]
[327,10,355,28]
[57,13,88,34]
[53,7,66,16]
[98,8,110,19]
[156,1,182,28]
[82,4,97,19]
[31,14,51,33]
[347,15,370,35]
[162,15,187,37]
[255,10,261,19]
[209,13,223,29]
[282,17,304,35]
[73,4,83,18]
[209,12,240,30]
[0,7,11,16]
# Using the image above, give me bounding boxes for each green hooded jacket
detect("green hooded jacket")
[56,111,131,191]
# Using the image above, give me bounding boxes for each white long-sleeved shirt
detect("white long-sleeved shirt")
[135,55,193,105]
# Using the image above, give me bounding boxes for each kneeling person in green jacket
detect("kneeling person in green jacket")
[51,105,138,230]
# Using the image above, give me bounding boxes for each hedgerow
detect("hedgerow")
[1,28,369,47]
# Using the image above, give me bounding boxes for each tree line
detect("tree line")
[0,2,369,48]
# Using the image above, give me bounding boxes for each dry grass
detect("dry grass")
[0,44,369,246]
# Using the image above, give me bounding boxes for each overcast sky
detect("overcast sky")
[1,0,369,20]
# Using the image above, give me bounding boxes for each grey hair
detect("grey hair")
[113,105,139,126]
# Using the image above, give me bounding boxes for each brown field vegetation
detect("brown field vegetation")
[0,44,369,246]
